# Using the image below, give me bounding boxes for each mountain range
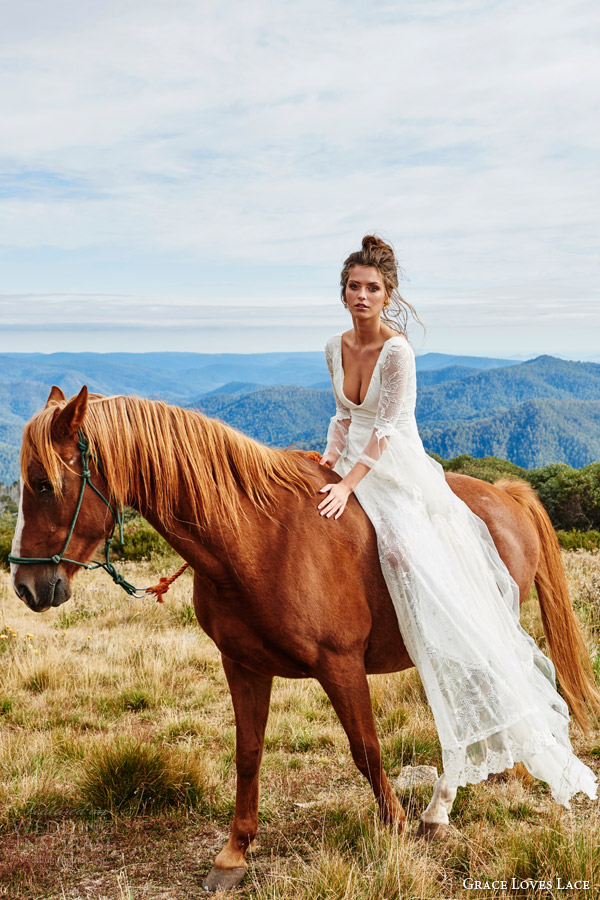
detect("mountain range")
[0,350,598,483]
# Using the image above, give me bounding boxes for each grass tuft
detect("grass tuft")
[78,737,210,815]
[24,666,54,693]
[119,687,151,711]
[177,602,197,627]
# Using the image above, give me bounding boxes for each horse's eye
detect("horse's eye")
[38,480,54,494]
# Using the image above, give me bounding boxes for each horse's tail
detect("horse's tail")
[495,478,600,732]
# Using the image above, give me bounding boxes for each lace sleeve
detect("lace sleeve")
[357,340,411,469]
[324,340,351,461]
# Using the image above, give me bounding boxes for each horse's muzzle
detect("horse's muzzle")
[16,573,71,613]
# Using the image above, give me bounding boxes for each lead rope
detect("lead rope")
[144,562,190,603]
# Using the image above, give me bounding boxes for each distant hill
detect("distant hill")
[420,398,600,469]
[415,352,520,372]
[0,441,20,486]
[190,356,600,469]
[192,386,333,448]
[416,365,483,387]
[1,349,598,483]
[417,356,600,425]
[200,381,264,397]
[0,351,329,400]
[0,348,519,404]
[0,380,52,423]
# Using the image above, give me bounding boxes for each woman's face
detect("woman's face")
[345,265,388,320]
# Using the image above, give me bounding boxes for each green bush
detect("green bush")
[114,521,172,561]
[556,529,600,551]
[438,454,600,532]
[0,523,12,571]
[529,461,600,531]
[439,453,527,484]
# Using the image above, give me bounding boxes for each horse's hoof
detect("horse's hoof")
[417,820,448,841]
[202,866,247,892]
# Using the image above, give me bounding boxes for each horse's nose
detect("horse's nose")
[17,582,37,610]
[50,577,71,608]
[16,575,70,612]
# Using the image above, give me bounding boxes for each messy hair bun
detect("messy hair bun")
[340,235,423,335]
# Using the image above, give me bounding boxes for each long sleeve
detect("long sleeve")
[324,340,351,461]
[357,340,411,469]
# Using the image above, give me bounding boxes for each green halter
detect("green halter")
[8,429,146,598]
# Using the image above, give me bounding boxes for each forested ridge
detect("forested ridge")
[1,351,600,482]
[191,356,600,470]
[416,355,600,424]
[420,397,600,468]
[194,385,333,447]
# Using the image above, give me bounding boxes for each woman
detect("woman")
[317,234,598,807]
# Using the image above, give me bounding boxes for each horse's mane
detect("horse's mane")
[21,394,316,528]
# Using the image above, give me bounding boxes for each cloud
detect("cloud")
[2,284,598,360]
[0,0,598,353]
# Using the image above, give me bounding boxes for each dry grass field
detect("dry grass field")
[0,551,599,900]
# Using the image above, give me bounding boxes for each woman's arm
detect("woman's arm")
[318,340,410,518]
[320,339,351,467]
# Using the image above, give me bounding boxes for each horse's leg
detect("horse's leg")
[203,656,272,893]
[417,773,456,840]
[319,663,406,830]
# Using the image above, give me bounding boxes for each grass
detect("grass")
[0,552,598,898]
[78,737,210,814]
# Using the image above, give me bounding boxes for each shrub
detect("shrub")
[78,738,208,815]
[113,520,172,562]
[556,529,600,551]
[0,524,13,571]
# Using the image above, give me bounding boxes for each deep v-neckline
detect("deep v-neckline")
[338,333,401,408]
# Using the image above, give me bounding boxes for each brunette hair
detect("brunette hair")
[340,235,423,335]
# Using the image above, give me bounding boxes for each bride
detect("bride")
[317,234,598,809]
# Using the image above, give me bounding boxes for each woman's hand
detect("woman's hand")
[319,452,338,469]
[318,481,352,519]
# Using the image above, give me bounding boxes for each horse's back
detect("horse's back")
[445,472,540,602]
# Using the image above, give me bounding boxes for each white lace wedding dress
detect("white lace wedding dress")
[324,332,598,807]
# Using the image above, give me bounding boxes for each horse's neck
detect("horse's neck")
[133,481,249,581]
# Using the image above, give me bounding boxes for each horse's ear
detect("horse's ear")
[45,385,66,407]
[53,386,89,439]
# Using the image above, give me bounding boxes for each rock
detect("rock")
[395,765,438,789]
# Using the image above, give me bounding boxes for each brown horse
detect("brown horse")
[10,386,600,892]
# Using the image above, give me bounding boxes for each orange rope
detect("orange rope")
[302,449,331,467]
[144,562,190,603]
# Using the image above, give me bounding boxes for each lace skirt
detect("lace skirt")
[335,423,598,807]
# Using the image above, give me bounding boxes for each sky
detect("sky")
[1,0,599,359]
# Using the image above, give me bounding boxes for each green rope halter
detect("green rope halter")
[8,429,147,598]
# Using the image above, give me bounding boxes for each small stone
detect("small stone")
[395,765,438,789]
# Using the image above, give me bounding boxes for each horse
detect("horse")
[10,385,600,893]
